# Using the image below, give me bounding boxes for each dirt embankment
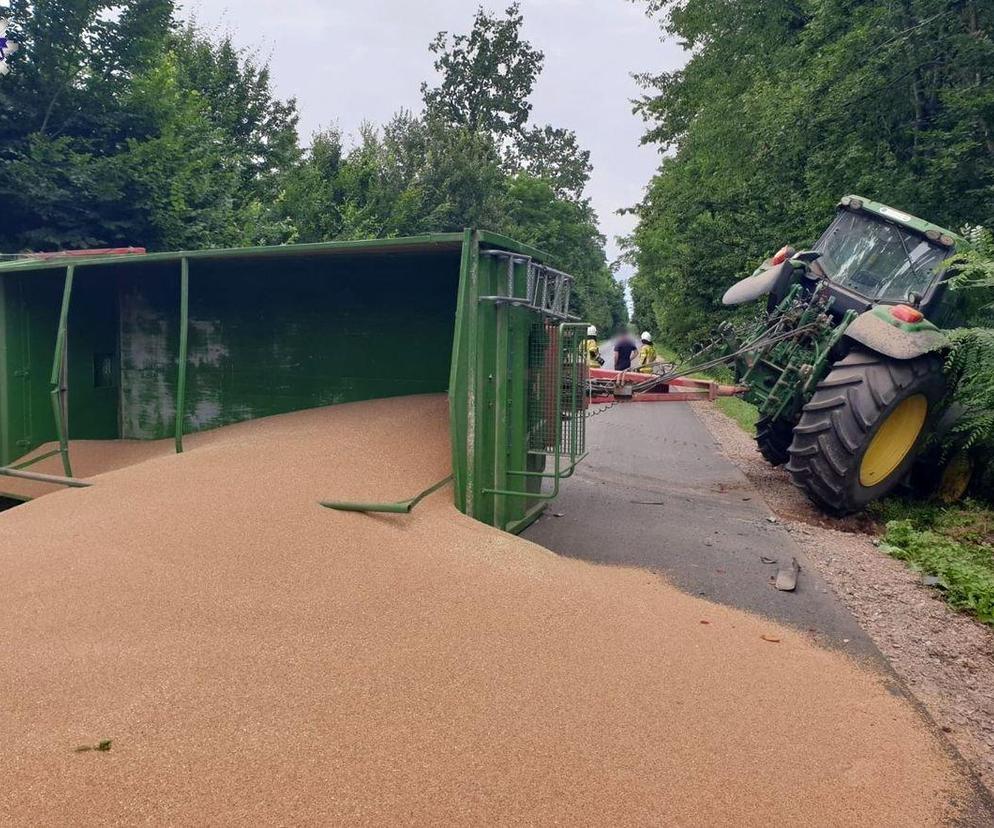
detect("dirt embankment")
[695,400,994,799]
[0,395,977,824]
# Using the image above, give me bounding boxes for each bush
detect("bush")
[882,518,994,623]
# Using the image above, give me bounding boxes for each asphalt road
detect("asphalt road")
[523,401,880,659]
[523,399,994,820]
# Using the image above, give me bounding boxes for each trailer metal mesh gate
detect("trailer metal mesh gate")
[472,243,588,533]
[526,321,586,474]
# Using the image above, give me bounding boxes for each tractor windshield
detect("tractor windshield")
[815,210,948,303]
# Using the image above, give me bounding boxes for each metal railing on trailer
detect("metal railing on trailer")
[478,249,587,533]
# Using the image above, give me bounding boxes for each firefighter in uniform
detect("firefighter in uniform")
[637,331,657,373]
[585,325,604,368]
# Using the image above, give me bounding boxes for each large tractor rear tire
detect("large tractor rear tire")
[785,348,945,515]
[756,416,796,467]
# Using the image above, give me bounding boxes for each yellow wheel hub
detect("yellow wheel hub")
[859,394,928,487]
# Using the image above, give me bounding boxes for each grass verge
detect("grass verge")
[871,498,994,624]
[714,397,759,436]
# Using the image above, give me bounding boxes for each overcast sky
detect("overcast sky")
[179,0,687,280]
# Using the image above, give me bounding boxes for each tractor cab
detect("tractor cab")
[722,196,965,324]
[809,197,963,320]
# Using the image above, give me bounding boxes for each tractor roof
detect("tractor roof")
[840,196,967,247]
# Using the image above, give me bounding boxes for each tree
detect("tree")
[0,1,299,252]
[511,125,592,201]
[422,3,543,138]
[171,25,300,211]
[279,4,624,329]
[504,175,627,332]
[0,0,173,250]
[0,2,625,330]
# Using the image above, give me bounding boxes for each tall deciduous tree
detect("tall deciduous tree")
[422,3,542,138]
[0,0,173,249]
[282,3,625,329]
[0,1,299,251]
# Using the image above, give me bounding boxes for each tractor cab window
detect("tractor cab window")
[815,211,947,303]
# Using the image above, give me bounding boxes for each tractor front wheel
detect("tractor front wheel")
[785,349,945,515]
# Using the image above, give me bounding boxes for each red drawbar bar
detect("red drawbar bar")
[587,367,744,404]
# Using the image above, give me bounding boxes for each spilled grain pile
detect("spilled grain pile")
[0,395,971,824]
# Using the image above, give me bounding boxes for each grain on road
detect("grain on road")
[0,395,973,825]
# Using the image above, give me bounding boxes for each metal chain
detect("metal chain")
[585,399,620,419]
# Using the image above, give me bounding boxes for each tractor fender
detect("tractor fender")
[722,261,792,306]
[843,307,949,360]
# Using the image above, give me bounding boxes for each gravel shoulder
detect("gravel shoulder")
[694,400,994,797]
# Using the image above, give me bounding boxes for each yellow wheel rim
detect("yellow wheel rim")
[859,394,928,487]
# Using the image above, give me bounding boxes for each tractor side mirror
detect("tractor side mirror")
[908,291,923,309]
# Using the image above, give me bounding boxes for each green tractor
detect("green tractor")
[721,196,970,515]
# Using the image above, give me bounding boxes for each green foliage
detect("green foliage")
[0,0,173,249]
[0,1,299,252]
[277,4,625,330]
[0,2,623,329]
[939,229,994,489]
[629,0,994,351]
[882,512,994,623]
[422,3,542,137]
[714,397,759,436]
[944,328,994,454]
[949,226,994,309]
[511,125,592,201]
[503,175,626,331]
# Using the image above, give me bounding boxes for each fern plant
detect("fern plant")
[945,328,994,453]
[948,225,994,302]
[941,227,994,498]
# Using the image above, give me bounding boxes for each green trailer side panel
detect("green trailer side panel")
[448,230,476,518]
[474,252,500,527]
[67,268,120,440]
[0,268,122,463]
[119,252,460,439]
[0,232,581,534]
[0,276,13,465]
[119,262,182,439]
[3,273,63,463]
[0,277,8,465]
[451,244,546,532]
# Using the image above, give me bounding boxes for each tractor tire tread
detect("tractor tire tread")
[756,416,796,467]
[803,396,846,413]
[785,349,944,515]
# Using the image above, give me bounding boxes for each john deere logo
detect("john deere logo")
[0,18,18,75]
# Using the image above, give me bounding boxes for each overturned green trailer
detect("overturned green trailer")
[0,230,587,533]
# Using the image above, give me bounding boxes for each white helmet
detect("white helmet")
[587,325,597,337]
[641,331,653,342]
